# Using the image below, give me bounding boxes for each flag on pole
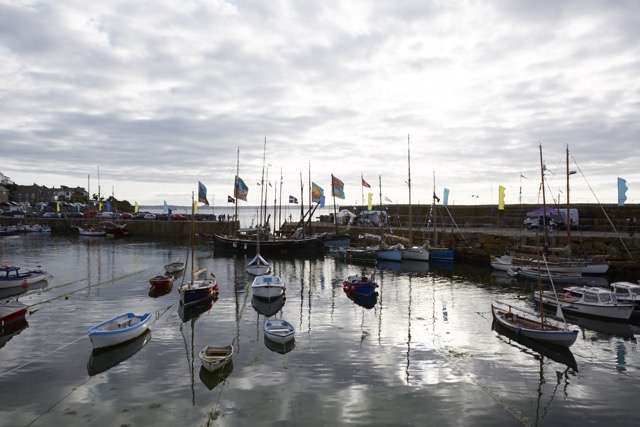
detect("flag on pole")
[163,200,169,214]
[134,202,139,213]
[367,193,373,210]
[312,182,325,207]
[384,196,392,203]
[107,201,111,212]
[56,202,60,212]
[618,177,628,206]
[498,186,506,210]
[227,195,235,203]
[443,188,450,206]
[331,175,345,199]
[235,176,248,201]
[198,181,209,205]
[289,195,298,204]
[99,202,102,211]
[193,200,198,213]
[362,177,371,188]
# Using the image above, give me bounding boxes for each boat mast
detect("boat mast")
[278,167,283,232]
[234,147,239,233]
[433,170,438,246]
[566,145,572,241]
[407,135,412,243]
[538,144,546,325]
[190,190,195,282]
[539,144,549,250]
[259,137,266,227]
[378,175,382,225]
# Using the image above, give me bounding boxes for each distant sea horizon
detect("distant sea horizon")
[139,203,340,227]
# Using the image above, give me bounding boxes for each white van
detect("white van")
[524,215,557,230]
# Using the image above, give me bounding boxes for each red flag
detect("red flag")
[362,178,371,188]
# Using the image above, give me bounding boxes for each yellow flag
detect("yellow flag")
[134,202,139,213]
[498,186,506,210]
[99,202,102,211]
[56,202,60,212]
[193,200,198,213]
[367,192,373,210]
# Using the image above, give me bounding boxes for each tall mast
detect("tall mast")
[259,137,267,226]
[278,167,283,231]
[433,170,438,246]
[234,147,239,233]
[407,135,412,243]
[566,145,572,241]
[539,144,549,250]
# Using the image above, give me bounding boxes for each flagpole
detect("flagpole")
[379,175,383,231]
[300,171,304,237]
[234,147,239,234]
[361,173,364,206]
[332,174,338,234]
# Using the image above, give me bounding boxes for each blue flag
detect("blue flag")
[163,200,169,214]
[443,188,450,206]
[198,181,209,205]
[618,177,628,206]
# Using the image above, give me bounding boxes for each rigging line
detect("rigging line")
[571,156,635,261]
[27,373,94,427]
[0,334,90,379]
[27,269,148,311]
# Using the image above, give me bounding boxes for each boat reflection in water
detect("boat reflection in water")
[492,319,578,372]
[148,283,173,298]
[400,260,430,275]
[264,335,295,354]
[87,329,152,376]
[344,288,378,309]
[251,295,285,317]
[179,300,214,323]
[0,317,29,350]
[199,360,234,390]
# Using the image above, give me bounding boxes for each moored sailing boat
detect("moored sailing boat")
[179,190,218,307]
[491,145,578,348]
[400,135,429,262]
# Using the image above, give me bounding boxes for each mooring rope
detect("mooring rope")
[0,333,90,379]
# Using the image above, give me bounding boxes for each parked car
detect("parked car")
[143,214,156,220]
[43,212,62,218]
[120,213,133,219]
[64,212,84,218]
[524,215,557,230]
[170,214,187,221]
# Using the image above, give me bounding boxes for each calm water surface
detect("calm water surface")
[1,233,639,426]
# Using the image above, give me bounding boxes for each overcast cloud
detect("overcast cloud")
[1,0,638,207]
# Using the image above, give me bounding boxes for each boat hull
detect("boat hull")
[251,275,286,301]
[535,290,634,321]
[401,247,429,262]
[0,301,28,325]
[199,345,234,372]
[0,267,51,289]
[87,313,152,350]
[428,249,454,261]
[179,280,218,306]
[87,329,152,375]
[212,234,320,257]
[264,319,295,344]
[491,304,578,347]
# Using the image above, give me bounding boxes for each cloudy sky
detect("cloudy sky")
[1,0,638,209]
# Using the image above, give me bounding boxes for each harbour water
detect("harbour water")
[1,233,640,426]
